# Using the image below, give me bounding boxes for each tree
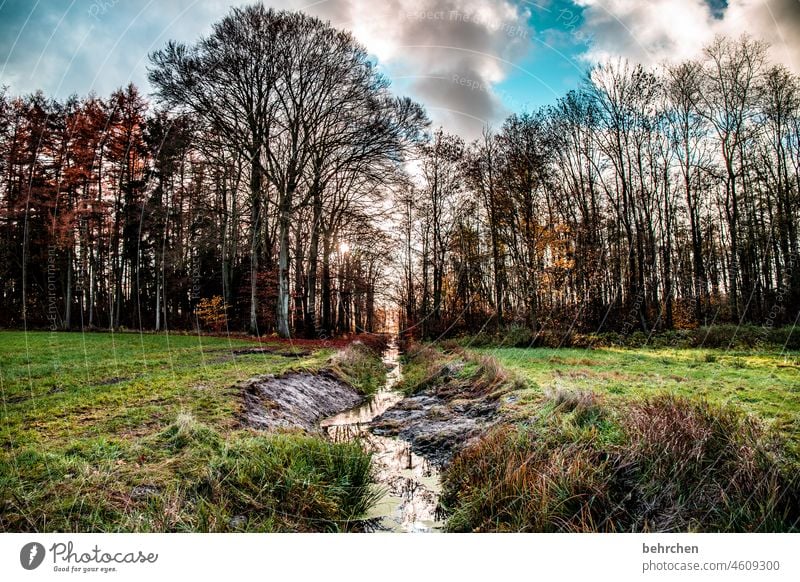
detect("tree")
[149,5,279,334]
[698,35,767,320]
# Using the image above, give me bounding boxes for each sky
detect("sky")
[1,0,799,138]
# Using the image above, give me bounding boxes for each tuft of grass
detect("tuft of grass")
[200,432,380,531]
[1,413,379,532]
[396,341,524,400]
[440,393,800,532]
[328,342,387,396]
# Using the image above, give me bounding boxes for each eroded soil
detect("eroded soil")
[238,345,502,531]
[240,371,363,433]
[370,367,501,466]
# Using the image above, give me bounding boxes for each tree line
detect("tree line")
[399,36,800,337]
[0,6,427,337]
[1,6,798,339]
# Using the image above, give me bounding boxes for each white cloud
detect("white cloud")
[575,0,800,71]
[574,0,715,65]
[719,0,800,71]
[1,0,533,138]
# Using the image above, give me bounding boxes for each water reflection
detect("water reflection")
[320,342,443,533]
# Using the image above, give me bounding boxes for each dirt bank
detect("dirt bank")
[240,371,364,433]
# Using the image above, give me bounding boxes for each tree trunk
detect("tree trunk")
[305,190,322,337]
[249,156,261,334]
[276,184,293,338]
[293,223,305,335]
[321,234,333,336]
[64,249,72,330]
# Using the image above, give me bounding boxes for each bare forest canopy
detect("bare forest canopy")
[1,5,798,339]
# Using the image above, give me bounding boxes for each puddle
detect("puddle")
[320,342,444,533]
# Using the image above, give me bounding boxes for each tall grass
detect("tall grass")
[199,432,379,531]
[440,393,800,532]
[0,413,379,532]
[328,341,388,396]
[396,341,521,397]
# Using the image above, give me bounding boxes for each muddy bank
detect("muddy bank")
[371,359,502,467]
[240,371,363,433]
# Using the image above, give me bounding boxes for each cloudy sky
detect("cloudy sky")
[1,0,798,137]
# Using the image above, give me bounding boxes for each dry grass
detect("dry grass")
[397,341,523,400]
[328,341,388,395]
[440,392,800,532]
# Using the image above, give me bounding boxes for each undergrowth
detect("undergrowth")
[459,323,800,350]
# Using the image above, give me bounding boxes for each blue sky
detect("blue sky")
[1,0,798,138]
[494,1,593,113]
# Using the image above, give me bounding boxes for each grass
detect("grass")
[0,331,377,532]
[8,329,798,532]
[395,338,800,532]
[475,346,800,452]
[440,392,800,532]
[329,340,389,396]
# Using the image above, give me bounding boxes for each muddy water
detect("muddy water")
[320,342,443,532]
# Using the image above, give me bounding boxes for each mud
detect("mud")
[239,371,363,433]
[238,345,501,531]
[371,366,500,467]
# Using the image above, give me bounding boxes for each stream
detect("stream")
[320,341,444,532]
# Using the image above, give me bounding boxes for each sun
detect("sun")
[339,242,351,254]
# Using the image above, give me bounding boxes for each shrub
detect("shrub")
[503,324,533,347]
[195,296,228,332]
[454,325,798,350]
[690,324,759,348]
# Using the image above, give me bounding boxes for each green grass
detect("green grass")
[0,331,376,532]
[328,342,388,396]
[476,346,800,450]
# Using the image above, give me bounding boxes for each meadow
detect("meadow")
[0,331,375,532]
[3,330,799,533]
[475,345,800,450]
[428,341,800,532]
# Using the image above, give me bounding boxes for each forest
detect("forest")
[1,6,798,340]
